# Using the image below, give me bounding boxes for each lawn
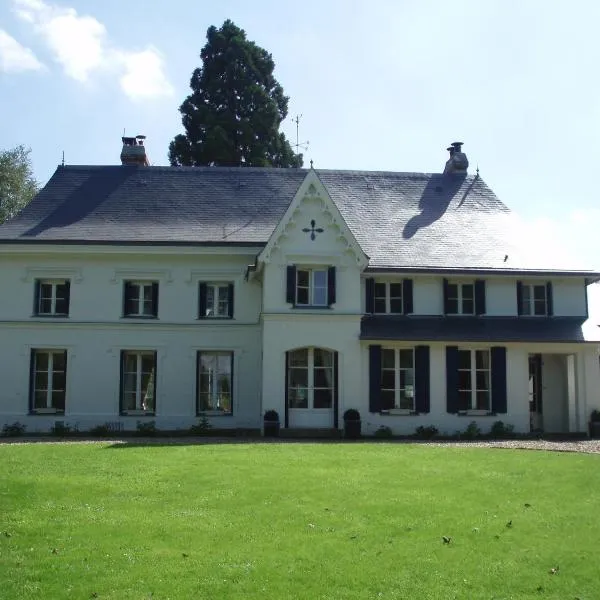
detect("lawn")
[1,442,599,599]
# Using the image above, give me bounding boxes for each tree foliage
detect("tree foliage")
[169,20,302,168]
[0,145,38,224]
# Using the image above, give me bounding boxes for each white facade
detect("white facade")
[0,171,598,435]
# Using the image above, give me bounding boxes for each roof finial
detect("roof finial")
[476,164,480,177]
[61,150,65,167]
[310,159,314,169]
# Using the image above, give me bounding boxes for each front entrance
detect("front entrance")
[528,354,543,432]
[286,347,338,428]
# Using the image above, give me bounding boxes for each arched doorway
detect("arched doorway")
[285,347,338,428]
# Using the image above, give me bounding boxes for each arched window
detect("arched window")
[287,347,335,409]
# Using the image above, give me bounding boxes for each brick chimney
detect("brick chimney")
[120,135,149,166]
[443,141,468,175]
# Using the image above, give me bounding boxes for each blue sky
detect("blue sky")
[1,0,600,272]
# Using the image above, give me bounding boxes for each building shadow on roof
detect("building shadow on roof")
[402,173,467,239]
[21,167,135,238]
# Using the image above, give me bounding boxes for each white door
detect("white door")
[287,348,336,428]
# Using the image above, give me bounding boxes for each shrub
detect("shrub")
[189,415,212,435]
[343,409,361,421]
[89,424,112,437]
[136,421,157,436]
[51,421,74,436]
[489,420,515,439]
[461,421,481,440]
[263,410,279,422]
[374,425,393,438]
[415,425,438,440]
[590,410,600,423]
[2,422,26,437]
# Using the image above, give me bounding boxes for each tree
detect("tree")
[169,20,302,168]
[0,145,38,224]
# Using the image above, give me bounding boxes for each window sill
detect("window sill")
[292,305,332,310]
[197,317,234,321]
[381,410,419,416]
[197,411,233,417]
[121,411,156,416]
[457,411,496,417]
[121,315,158,320]
[32,314,70,318]
[30,409,64,415]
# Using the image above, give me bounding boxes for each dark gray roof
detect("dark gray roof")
[0,165,595,273]
[360,316,600,343]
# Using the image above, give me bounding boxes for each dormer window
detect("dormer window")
[286,265,336,308]
[443,279,486,316]
[517,281,553,317]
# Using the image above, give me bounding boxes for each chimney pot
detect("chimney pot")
[443,141,468,175]
[121,134,149,166]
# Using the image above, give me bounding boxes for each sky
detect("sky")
[1,0,600,278]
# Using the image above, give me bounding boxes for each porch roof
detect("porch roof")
[360,316,600,343]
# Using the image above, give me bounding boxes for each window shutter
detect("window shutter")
[64,280,71,315]
[446,346,459,413]
[403,279,414,314]
[369,345,382,413]
[491,346,507,414]
[33,280,40,315]
[284,351,290,428]
[516,281,523,316]
[327,266,337,306]
[152,351,158,409]
[414,345,430,413]
[546,282,553,316]
[119,350,125,413]
[333,352,339,429]
[475,279,486,315]
[58,350,67,411]
[151,283,159,317]
[29,349,36,411]
[286,265,296,304]
[198,282,207,319]
[228,283,234,318]
[443,278,451,314]
[123,282,133,316]
[229,352,234,416]
[365,278,375,313]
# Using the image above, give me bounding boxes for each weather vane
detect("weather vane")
[292,115,309,156]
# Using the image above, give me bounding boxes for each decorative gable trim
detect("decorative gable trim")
[257,170,368,268]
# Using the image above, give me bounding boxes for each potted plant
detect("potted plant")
[589,410,600,439]
[343,408,362,439]
[263,409,280,438]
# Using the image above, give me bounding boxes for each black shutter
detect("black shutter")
[546,282,553,316]
[327,266,336,306]
[228,283,234,318]
[414,345,430,413]
[369,345,382,413]
[491,346,507,414]
[59,350,67,411]
[446,346,459,413]
[119,351,125,413]
[229,352,234,416]
[64,280,71,316]
[403,279,414,315]
[284,351,289,428]
[29,349,36,411]
[33,280,40,315]
[333,352,339,429]
[196,352,201,414]
[151,283,159,317]
[123,282,133,316]
[365,278,375,314]
[475,279,486,315]
[516,281,523,316]
[286,265,296,304]
[443,278,451,314]
[152,351,158,412]
[198,282,207,319]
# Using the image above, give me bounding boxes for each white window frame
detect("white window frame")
[374,281,404,314]
[521,283,547,316]
[197,351,233,414]
[31,350,66,413]
[37,279,69,316]
[121,351,156,414]
[381,348,415,412]
[125,281,156,317]
[287,347,335,410]
[457,348,490,413]
[447,281,475,315]
[296,268,328,307]
[205,283,230,318]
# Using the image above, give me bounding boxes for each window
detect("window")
[197,351,233,414]
[34,280,70,316]
[446,282,474,315]
[457,349,490,411]
[381,348,415,411]
[296,269,328,306]
[287,348,335,409]
[30,350,66,413]
[123,281,158,317]
[374,282,403,314]
[521,284,547,316]
[121,351,156,414]
[199,282,233,318]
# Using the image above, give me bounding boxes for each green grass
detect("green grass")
[1,442,599,599]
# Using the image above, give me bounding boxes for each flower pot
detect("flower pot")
[344,419,362,439]
[263,421,280,438]
[589,421,600,439]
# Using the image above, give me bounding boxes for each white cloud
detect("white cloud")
[12,0,173,99]
[0,29,44,72]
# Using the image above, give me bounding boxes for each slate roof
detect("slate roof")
[360,316,600,343]
[0,164,596,273]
